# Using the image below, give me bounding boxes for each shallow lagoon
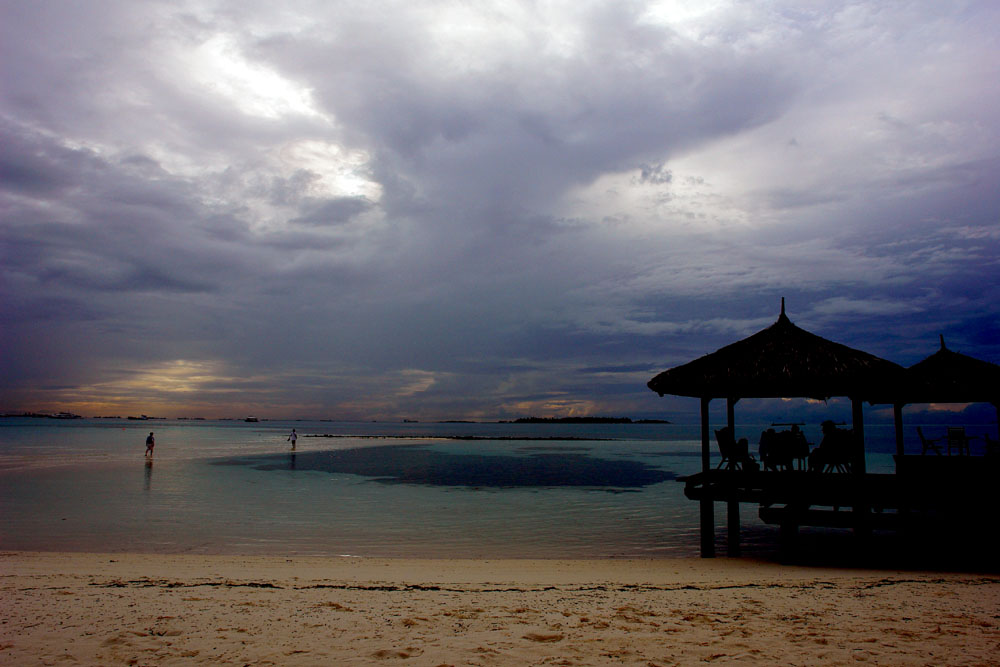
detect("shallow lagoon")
[0,418,908,558]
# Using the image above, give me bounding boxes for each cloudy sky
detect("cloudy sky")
[2,0,998,421]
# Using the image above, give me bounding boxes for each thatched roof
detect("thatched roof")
[647,303,904,401]
[896,335,1000,405]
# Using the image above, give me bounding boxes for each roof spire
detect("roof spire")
[775,297,792,325]
[939,333,947,350]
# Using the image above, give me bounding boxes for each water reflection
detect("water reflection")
[144,459,153,491]
[217,444,675,488]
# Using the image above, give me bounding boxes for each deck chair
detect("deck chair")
[808,428,853,473]
[823,429,853,473]
[916,426,943,455]
[714,427,758,471]
[985,434,999,458]
[946,427,973,456]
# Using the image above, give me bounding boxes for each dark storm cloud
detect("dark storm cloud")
[1,0,998,420]
[0,125,90,194]
[275,13,794,212]
[1,125,230,296]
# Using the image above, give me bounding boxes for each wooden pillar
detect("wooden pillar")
[726,396,740,557]
[851,397,870,539]
[701,397,712,473]
[893,403,905,458]
[995,402,999,441]
[851,397,866,475]
[700,397,715,558]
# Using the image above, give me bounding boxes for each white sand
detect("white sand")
[2,551,998,665]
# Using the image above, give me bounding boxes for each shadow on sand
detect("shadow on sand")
[735,523,1000,574]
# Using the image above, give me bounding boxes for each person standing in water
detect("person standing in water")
[287,428,297,449]
[145,432,155,457]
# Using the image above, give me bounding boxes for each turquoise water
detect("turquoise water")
[0,418,914,558]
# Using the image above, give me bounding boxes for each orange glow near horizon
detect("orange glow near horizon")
[7,360,273,418]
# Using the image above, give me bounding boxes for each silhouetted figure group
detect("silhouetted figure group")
[759,425,810,471]
[716,421,855,474]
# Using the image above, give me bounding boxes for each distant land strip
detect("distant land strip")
[304,435,612,441]
[500,417,671,424]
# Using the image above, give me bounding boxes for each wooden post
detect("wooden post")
[895,402,911,518]
[995,402,999,441]
[701,397,712,474]
[726,396,740,557]
[851,397,870,539]
[893,403,904,458]
[851,397,866,475]
[700,397,715,558]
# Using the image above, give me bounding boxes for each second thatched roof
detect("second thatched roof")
[647,303,904,401]
[897,335,1000,405]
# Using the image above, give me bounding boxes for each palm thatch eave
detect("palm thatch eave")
[647,307,904,401]
[872,336,1000,405]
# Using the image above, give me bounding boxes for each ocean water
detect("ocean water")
[0,418,914,558]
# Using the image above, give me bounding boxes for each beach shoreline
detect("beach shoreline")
[3,551,998,665]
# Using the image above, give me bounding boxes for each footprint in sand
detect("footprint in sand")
[101,634,132,647]
[371,647,423,659]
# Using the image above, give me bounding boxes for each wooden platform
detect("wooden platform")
[682,470,899,510]
[681,461,998,557]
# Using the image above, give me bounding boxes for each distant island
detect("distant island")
[0,413,671,425]
[500,417,670,424]
[1,411,83,419]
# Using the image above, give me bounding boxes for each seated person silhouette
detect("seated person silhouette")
[808,421,852,473]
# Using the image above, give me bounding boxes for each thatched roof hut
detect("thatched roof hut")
[646,301,904,479]
[646,300,903,558]
[647,301,904,401]
[875,336,1000,452]
[902,335,1000,405]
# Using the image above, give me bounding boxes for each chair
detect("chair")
[714,427,758,471]
[916,426,943,455]
[758,429,778,471]
[946,427,974,456]
[985,434,999,458]
[823,429,853,473]
[808,427,853,473]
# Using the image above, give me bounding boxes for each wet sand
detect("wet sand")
[2,551,998,665]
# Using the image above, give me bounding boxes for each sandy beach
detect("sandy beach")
[2,551,998,665]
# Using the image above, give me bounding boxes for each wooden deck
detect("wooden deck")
[682,458,998,557]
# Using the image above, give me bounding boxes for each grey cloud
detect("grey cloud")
[263,4,797,211]
[0,122,101,195]
[291,196,375,226]
[1,1,998,421]
[267,169,319,206]
[638,163,672,186]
